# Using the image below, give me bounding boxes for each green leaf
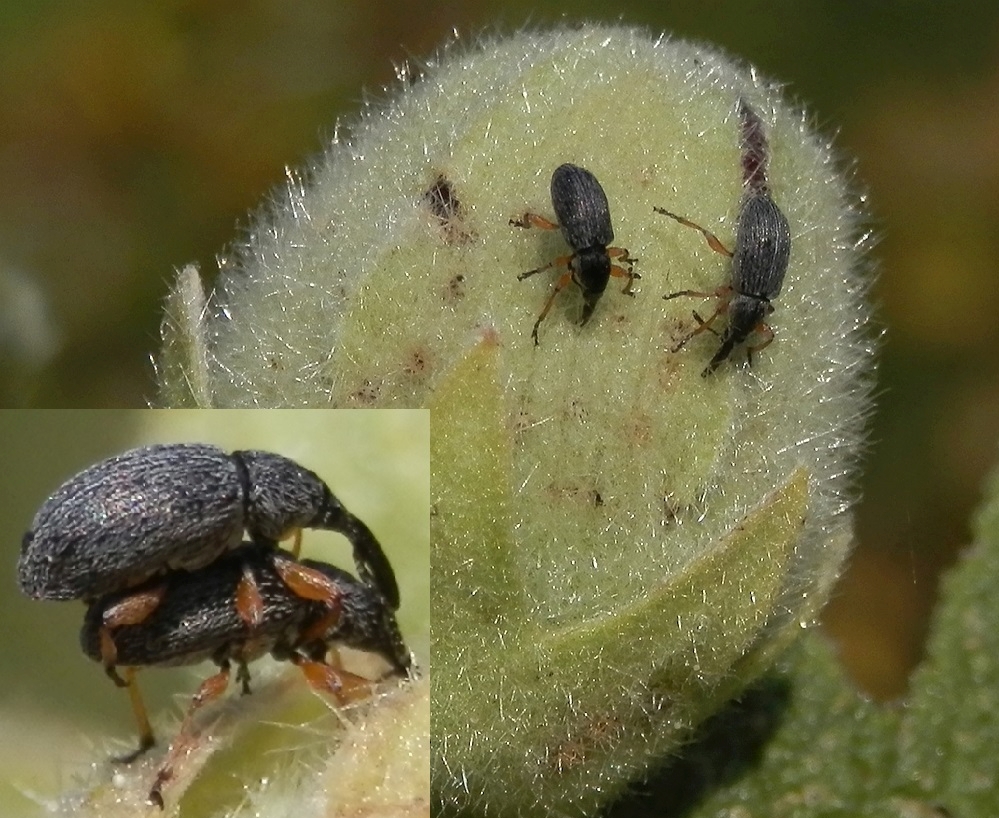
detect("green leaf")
[896,465,999,814]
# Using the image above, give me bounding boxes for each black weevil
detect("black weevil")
[658,98,791,375]
[512,163,639,344]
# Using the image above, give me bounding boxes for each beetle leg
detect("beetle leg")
[524,269,573,345]
[654,207,733,257]
[663,284,733,302]
[607,246,638,266]
[235,658,253,695]
[100,585,167,627]
[277,526,303,558]
[509,212,560,231]
[99,585,168,686]
[235,564,265,628]
[516,254,573,282]
[289,653,371,705]
[608,261,640,296]
[98,628,123,685]
[297,608,343,648]
[670,305,727,353]
[109,667,156,764]
[148,661,233,809]
[273,557,345,612]
[745,322,775,367]
[664,285,733,352]
[690,311,722,337]
[608,246,640,298]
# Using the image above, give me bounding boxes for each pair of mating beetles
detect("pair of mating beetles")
[512,97,791,376]
[17,443,411,808]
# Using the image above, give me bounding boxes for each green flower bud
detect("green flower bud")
[157,24,874,818]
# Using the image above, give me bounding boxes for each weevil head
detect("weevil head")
[300,559,412,675]
[235,450,328,543]
[571,249,611,317]
[726,293,770,349]
[701,293,772,375]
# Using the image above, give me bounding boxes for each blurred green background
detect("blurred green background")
[0,0,996,740]
[0,409,428,810]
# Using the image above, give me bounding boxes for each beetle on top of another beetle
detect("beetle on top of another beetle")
[18,442,400,608]
[16,441,413,809]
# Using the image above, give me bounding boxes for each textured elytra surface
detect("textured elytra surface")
[156,25,874,818]
[17,442,393,605]
[18,443,243,600]
[548,163,615,250]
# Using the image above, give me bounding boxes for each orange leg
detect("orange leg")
[148,663,234,809]
[524,269,573,346]
[607,246,638,267]
[99,585,167,686]
[745,322,775,366]
[110,667,156,764]
[663,285,733,352]
[290,653,371,705]
[669,304,727,353]
[239,556,344,627]
[663,284,733,302]
[510,212,559,231]
[274,559,345,610]
[516,254,573,282]
[690,310,722,337]
[235,564,265,628]
[297,608,343,647]
[654,207,733,257]
[609,262,640,295]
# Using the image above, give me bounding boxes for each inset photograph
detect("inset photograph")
[1,409,428,816]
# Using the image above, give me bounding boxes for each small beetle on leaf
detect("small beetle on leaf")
[80,542,412,808]
[658,98,791,375]
[17,443,401,612]
[512,163,639,345]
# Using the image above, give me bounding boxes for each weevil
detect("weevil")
[657,98,791,375]
[512,163,639,345]
[80,542,412,808]
[17,443,401,612]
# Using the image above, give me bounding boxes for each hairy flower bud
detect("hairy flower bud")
[157,24,875,817]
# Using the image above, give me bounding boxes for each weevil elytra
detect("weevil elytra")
[80,542,412,808]
[658,98,791,375]
[512,163,639,345]
[17,443,401,610]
